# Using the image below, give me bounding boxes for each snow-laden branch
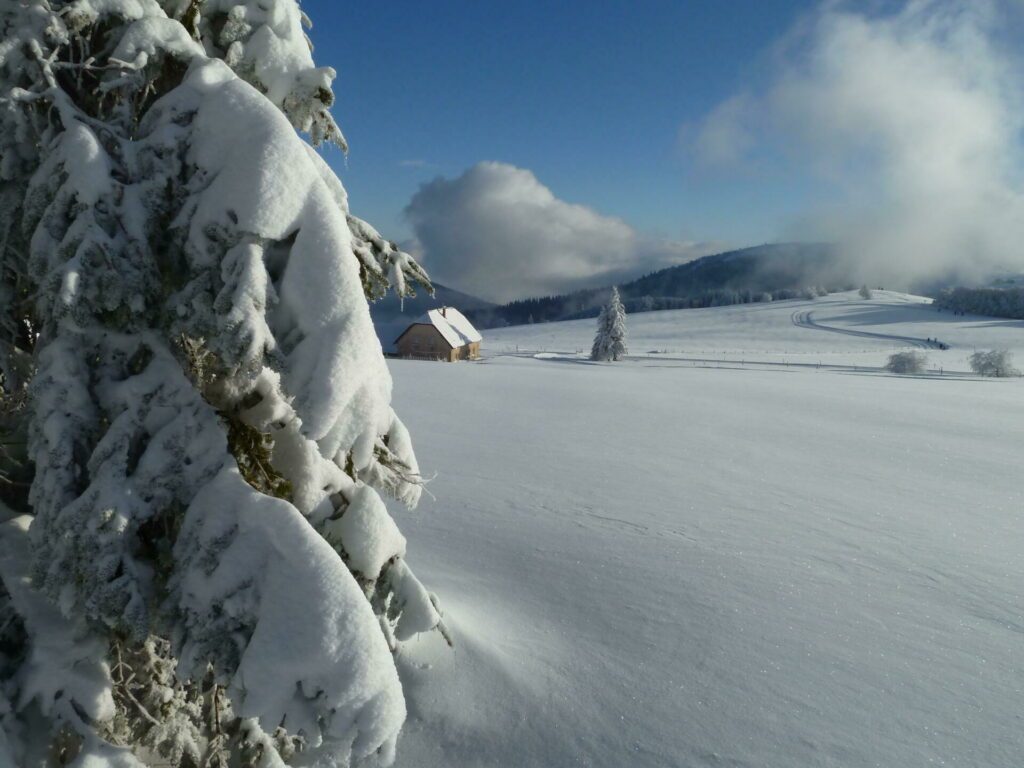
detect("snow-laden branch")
[0,1,444,764]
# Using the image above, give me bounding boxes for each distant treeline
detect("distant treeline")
[463,242,851,328]
[467,285,844,328]
[933,286,1024,320]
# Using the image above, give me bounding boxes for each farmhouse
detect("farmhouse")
[393,307,482,361]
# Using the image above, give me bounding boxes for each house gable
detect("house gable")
[393,322,454,350]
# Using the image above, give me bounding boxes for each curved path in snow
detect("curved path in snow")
[791,303,934,349]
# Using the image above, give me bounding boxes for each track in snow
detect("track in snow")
[791,303,936,349]
[525,351,970,377]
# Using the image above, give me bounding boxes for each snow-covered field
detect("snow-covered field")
[484,290,1024,373]
[385,292,1024,767]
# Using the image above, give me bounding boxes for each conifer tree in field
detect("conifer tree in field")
[0,1,442,764]
[591,287,627,361]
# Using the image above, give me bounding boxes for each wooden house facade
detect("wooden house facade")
[393,307,482,361]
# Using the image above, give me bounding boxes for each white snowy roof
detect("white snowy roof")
[397,307,482,348]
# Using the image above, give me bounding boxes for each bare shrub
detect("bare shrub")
[969,349,1018,377]
[886,351,927,374]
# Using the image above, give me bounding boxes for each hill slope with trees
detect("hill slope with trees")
[466,243,846,328]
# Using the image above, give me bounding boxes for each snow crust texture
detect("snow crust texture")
[387,309,1024,766]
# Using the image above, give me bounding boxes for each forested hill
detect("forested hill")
[933,285,1024,320]
[465,242,846,328]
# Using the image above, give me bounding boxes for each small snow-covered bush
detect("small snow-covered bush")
[886,351,927,374]
[969,350,1018,377]
[859,284,874,299]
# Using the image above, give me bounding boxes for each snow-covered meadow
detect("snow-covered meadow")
[485,291,1024,373]
[386,292,1024,767]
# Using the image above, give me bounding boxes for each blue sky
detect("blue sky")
[305,0,813,246]
[300,1,1024,301]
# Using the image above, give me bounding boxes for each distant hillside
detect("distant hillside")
[370,282,494,353]
[465,243,848,328]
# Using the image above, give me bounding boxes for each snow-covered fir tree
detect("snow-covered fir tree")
[0,1,444,765]
[591,287,627,362]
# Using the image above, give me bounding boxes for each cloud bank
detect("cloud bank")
[404,162,713,303]
[691,0,1024,287]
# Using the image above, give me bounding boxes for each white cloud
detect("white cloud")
[691,0,1024,286]
[404,162,713,302]
[690,95,756,168]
